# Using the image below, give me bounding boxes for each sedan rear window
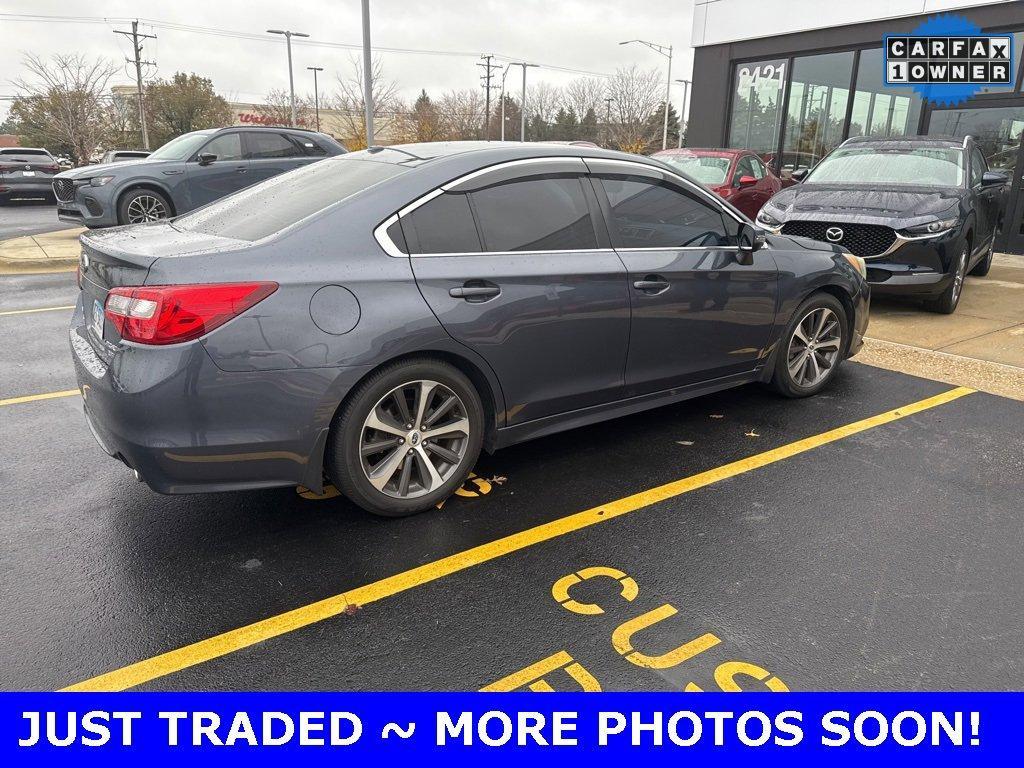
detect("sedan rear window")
[175,157,408,241]
[808,147,965,187]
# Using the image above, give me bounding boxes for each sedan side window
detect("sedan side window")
[469,176,598,252]
[734,155,755,184]
[401,192,482,254]
[751,157,767,179]
[599,177,732,248]
[199,133,243,161]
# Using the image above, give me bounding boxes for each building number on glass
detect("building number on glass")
[738,62,786,93]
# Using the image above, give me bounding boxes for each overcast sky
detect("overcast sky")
[0,0,696,121]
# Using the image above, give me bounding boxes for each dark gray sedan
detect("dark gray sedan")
[70,142,869,516]
[52,125,345,227]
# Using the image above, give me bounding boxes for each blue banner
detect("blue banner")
[1,692,1021,766]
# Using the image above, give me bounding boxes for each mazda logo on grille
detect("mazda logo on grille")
[825,226,844,242]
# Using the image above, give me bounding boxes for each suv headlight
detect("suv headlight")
[756,208,782,228]
[89,176,115,187]
[904,217,958,236]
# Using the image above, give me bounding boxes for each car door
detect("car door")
[185,132,249,209]
[587,159,778,395]
[404,159,630,425]
[243,131,315,184]
[970,145,999,252]
[750,155,780,212]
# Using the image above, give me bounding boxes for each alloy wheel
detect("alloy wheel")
[786,307,843,388]
[126,194,168,223]
[359,379,470,499]
[951,247,968,305]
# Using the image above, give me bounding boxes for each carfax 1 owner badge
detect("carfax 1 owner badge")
[885,13,1014,106]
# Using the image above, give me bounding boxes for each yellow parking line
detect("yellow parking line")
[0,305,75,317]
[0,389,80,407]
[61,385,974,692]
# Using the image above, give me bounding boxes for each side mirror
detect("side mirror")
[737,222,767,265]
[197,152,217,166]
[790,168,809,183]
[736,174,757,188]
[982,170,1008,187]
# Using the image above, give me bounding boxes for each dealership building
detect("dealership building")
[688,0,1024,253]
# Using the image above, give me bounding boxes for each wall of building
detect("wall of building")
[691,0,1007,47]
[688,1,1024,148]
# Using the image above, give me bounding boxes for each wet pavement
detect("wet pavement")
[2,272,1023,692]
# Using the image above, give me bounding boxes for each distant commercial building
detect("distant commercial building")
[688,0,1024,253]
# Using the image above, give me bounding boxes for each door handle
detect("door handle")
[632,277,670,294]
[235,166,247,173]
[449,282,500,302]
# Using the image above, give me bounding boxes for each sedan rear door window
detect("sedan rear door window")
[246,131,303,159]
[469,176,598,251]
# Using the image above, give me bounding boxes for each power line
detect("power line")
[0,12,615,79]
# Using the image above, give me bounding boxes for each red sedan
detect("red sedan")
[651,148,782,220]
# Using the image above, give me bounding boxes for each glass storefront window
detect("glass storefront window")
[780,51,854,179]
[848,48,922,140]
[727,59,787,160]
[976,31,1023,94]
[928,106,1024,175]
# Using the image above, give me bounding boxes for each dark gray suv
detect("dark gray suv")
[70,142,869,516]
[52,126,345,227]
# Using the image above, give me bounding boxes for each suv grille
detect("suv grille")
[781,220,897,257]
[52,178,76,203]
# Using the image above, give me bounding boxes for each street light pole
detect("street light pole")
[604,97,615,148]
[620,39,674,150]
[360,0,374,146]
[500,63,513,141]
[267,28,309,127]
[520,63,538,142]
[308,66,324,132]
[674,79,690,148]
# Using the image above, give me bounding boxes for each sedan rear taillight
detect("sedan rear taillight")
[104,282,278,345]
[42,164,60,173]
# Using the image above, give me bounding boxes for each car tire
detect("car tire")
[969,235,994,277]
[771,292,848,398]
[117,188,172,225]
[326,358,484,517]
[924,240,969,314]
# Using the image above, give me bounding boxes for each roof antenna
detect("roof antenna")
[366,145,426,161]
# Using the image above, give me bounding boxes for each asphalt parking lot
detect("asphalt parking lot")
[0,199,72,240]
[2,271,1023,692]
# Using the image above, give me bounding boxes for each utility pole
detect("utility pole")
[519,63,538,142]
[675,79,691,148]
[604,97,615,148]
[267,29,310,127]
[620,39,674,150]
[478,54,500,140]
[308,66,324,132]
[113,20,155,150]
[500,63,512,141]
[360,0,374,146]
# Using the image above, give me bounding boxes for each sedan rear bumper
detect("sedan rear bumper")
[69,296,368,494]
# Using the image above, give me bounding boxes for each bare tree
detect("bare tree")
[332,56,403,149]
[104,92,140,149]
[527,81,562,125]
[9,53,119,164]
[562,77,606,123]
[606,65,663,152]
[436,89,485,140]
[255,88,316,128]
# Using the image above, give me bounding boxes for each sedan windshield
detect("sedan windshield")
[147,132,214,161]
[808,147,965,187]
[658,155,731,186]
